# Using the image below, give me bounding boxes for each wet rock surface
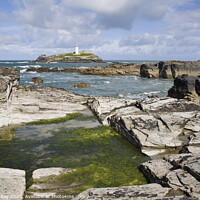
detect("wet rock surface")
[26,168,76,200]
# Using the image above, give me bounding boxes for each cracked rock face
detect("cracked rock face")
[72,183,171,200]
[140,153,200,199]
[88,96,200,157]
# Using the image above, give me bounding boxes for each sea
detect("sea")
[0,60,173,99]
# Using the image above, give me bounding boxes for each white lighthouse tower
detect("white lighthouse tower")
[75,44,79,55]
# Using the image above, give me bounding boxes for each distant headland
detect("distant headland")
[34,46,103,63]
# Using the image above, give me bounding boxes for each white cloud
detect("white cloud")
[1,0,200,60]
[120,33,157,46]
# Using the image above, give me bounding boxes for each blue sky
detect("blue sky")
[0,0,200,60]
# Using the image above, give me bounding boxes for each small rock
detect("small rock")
[32,77,43,83]
[74,82,90,88]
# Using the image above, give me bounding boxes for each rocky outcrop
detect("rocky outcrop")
[159,60,200,79]
[168,74,200,104]
[74,82,90,88]
[0,85,88,127]
[140,63,159,78]
[0,67,20,104]
[88,96,200,157]
[139,153,200,198]
[140,60,200,79]
[73,183,171,200]
[34,52,103,63]
[0,168,26,200]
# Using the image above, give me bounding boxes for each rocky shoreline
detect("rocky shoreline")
[0,67,200,199]
[27,60,200,78]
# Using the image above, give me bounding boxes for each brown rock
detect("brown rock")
[74,82,90,88]
[32,77,43,83]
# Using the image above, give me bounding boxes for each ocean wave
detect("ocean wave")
[20,69,27,73]
[143,91,160,95]
[26,71,37,74]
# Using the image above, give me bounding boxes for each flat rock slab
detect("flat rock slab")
[27,167,76,200]
[72,183,171,200]
[32,167,75,181]
[88,96,200,157]
[0,85,88,127]
[0,168,26,200]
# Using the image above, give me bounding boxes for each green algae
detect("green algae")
[0,113,149,195]
[40,126,148,194]
[27,113,83,125]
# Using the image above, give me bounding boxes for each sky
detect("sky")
[0,0,200,60]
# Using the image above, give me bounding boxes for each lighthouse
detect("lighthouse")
[75,44,79,55]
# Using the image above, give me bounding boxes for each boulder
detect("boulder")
[73,183,171,200]
[140,63,159,78]
[74,82,90,88]
[0,168,26,200]
[168,74,200,104]
[32,77,43,83]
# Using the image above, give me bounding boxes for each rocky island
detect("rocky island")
[34,50,103,63]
